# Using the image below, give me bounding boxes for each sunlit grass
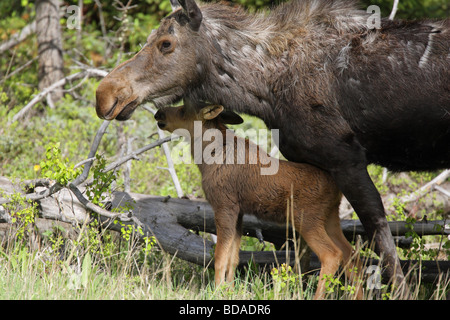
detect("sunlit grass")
[1,235,448,300]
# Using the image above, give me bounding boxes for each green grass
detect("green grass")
[1,232,449,300]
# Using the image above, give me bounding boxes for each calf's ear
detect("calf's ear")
[178,0,203,31]
[201,105,224,120]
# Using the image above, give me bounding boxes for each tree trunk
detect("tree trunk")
[36,0,64,103]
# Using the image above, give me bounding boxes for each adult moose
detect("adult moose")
[96,0,450,289]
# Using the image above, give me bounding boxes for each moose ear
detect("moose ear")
[169,0,181,11]
[178,0,202,31]
[202,105,224,120]
[220,111,244,125]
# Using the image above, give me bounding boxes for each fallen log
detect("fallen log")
[109,192,450,282]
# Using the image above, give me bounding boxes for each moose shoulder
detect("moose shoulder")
[95,0,450,287]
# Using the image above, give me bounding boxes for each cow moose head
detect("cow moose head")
[95,0,204,120]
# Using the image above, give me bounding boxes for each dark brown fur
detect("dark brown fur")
[154,103,363,299]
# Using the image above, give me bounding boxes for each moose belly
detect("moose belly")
[352,103,450,172]
[240,197,289,224]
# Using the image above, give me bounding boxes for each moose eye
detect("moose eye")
[159,40,172,53]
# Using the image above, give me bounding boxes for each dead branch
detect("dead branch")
[81,136,173,188]
[0,21,36,54]
[435,185,450,198]
[93,0,108,40]
[9,68,108,125]
[0,118,170,207]
[143,103,184,197]
[0,57,38,84]
[389,0,399,20]
[400,169,450,204]
[71,120,111,186]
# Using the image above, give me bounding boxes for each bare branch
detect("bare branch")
[400,169,450,204]
[0,120,109,205]
[74,157,97,169]
[0,180,64,205]
[71,120,111,186]
[93,0,108,40]
[143,104,184,197]
[0,21,36,54]
[0,57,38,84]
[67,183,139,224]
[0,122,171,207]
[82,136,173,189]
[9,68,108,125]
[106,136,173,171]
[389,0,399,20]
[434,185,450,198]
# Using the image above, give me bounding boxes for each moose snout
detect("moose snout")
[96,71,136,120]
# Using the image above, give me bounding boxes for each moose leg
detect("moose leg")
[214,229,235,286]
[330,163,404,289]
[278,112,404,290]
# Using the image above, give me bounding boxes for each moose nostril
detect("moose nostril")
[157,122,166,129]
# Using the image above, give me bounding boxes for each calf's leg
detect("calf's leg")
[214,208,240,286]
[325,210,363,299]
[298,223,343,300]
[227,213,243,282]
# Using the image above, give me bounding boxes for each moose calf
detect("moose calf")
[154,103,362,299]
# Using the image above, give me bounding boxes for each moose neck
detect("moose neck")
[190,10,279,124]
[185,1,372,129]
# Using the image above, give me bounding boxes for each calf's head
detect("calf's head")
[95,0,204,120]
[154,103,243,135]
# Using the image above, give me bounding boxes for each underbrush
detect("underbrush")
[1,234,449,300]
